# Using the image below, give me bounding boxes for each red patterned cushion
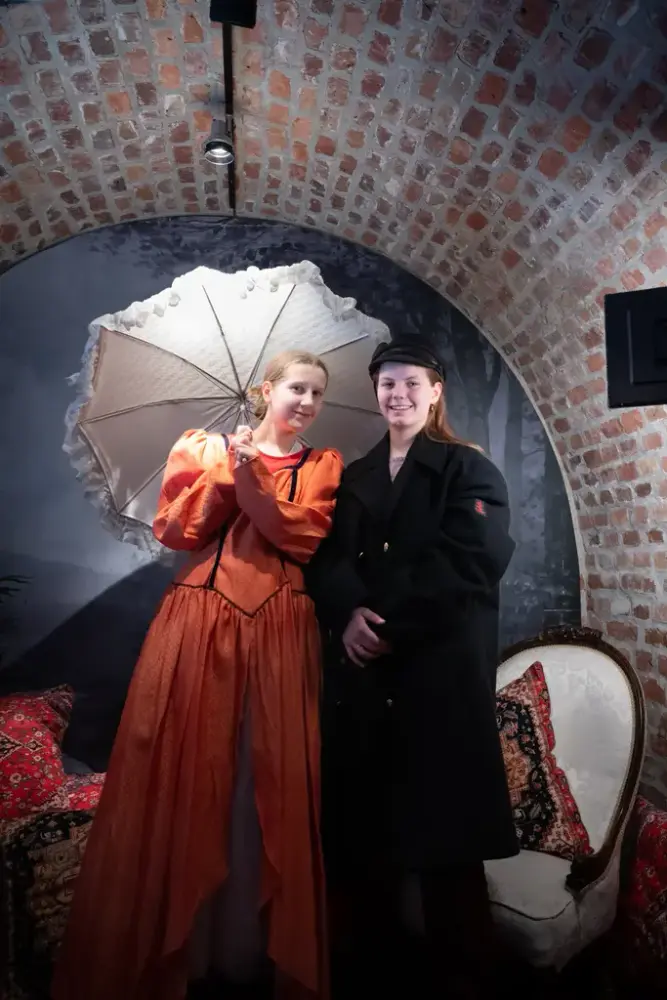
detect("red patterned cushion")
[613,795,667,986]
[497,661,592,861]
[0,687,74,821]
[64,772,105,810]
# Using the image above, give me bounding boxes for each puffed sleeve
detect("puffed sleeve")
[152,429,237,551]
[233,449,343,564]
[373,449,515,639]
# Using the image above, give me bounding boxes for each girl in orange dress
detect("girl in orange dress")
[52,350,342,1000]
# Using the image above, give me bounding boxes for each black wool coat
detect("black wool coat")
[306,432,519,875]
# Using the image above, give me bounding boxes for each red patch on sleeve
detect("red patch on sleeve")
[474,499,486,517]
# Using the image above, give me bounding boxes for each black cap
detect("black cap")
[368,339,446,381]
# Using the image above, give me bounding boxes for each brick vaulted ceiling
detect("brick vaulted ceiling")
[3,2,667,791]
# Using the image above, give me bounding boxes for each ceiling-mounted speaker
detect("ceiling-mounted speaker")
[209,0,257,26]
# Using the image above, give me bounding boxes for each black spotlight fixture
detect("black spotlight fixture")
[209,0,257,27]
[203,117,234,166]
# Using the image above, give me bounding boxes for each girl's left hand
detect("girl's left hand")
[234,440,259,466]
[231,425,259,467]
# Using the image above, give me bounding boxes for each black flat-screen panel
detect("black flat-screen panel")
[605,286,667,409]
[209,0,257,26]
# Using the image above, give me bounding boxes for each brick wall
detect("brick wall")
[1,0,667,800]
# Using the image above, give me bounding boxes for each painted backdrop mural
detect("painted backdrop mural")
[0,217,580,769]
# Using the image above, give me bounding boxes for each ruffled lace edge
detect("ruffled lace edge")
[62,260,388,553]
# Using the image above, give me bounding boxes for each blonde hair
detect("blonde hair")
[247,350,329,421]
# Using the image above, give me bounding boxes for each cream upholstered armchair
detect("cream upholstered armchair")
[485,625,646,971]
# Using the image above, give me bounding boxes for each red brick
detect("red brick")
[643,246,667,273]
[495,169,519,194]
[361,70,384,98]
[620,269,645,291]
[646,629,667,648]
[608,621,638,642]
[460,107,487,140]
[125,48,150,77]
[623,139,651,177]
[21,32,52,65]
[494,32,529,71]
[183,12,204,43]
[514,71,536,107]
[292,117,311,140]
[575,29,613,70]
[153,28,178,57]
[47,99,73,123]
[644,212,667,240]
[482,141,503,165]
[332,45,357,72]
[547,81,576,113]
[369,31,394,65]
[561,115,592,153]
[0,53,22,87]
[502,247,521,269]
[495,107,520,141]
[466,211,488,232]
[157,63,180,88]
[537,148,567,180]
[515,0,552,37]
[304,17,328,50]
[592,129,620,163]
[582,80,618,122]
[378,0,402,27]
[504,200,526,222]
[448,137,473,165]
[1,181,23,204]
[327,77,350,107]
[610,199,638,231]
[135,83,158,107]
[476,72,509,107]
[419,70,441,101]
[0,223,20,243]
[424,131,447,156]
[429,27,458,63]
[340,3,367,38]
[0,112,15,141]
[316,136,336,156]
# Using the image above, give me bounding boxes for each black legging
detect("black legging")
[329,861,497,997]
[420,862,497,996]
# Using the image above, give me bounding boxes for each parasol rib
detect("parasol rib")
[241,284,296,395]
[98,326,240,399]
[77,398,243,515]
[82,396,236,424]
[202,285,244,397]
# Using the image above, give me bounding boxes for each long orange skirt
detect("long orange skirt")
[51,582,328,1000]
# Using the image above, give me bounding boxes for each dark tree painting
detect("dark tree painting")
[0,216,580,766]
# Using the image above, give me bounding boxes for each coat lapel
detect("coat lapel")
[344,435,390,519]
[346,432,452,525]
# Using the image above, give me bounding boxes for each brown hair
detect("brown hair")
[247,350,329,421]
[373,365,482,452]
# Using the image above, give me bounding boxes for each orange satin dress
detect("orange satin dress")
[51,429,343,1000]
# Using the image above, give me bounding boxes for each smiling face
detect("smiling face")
[262,362,327,434]
[375,362,443,435]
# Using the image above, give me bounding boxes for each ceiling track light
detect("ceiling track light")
[203,116,234,167]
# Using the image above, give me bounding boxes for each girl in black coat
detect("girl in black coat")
[306,339,519,998]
